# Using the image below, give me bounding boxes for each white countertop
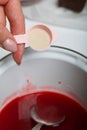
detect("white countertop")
[22,0,87,31]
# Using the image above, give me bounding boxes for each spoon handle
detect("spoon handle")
[52,31,58,42]
[14,34,28,44]
[32,123,43,130]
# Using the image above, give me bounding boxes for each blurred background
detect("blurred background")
[21,0,87,31]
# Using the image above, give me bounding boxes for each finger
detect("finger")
[0,6,17,52]
[0,0,8,5]
[5,0,25,65]
[0,6,6,25]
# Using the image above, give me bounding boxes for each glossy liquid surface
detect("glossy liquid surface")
[0,91,87,130]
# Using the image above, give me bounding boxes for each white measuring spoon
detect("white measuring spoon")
[14,24,58,51]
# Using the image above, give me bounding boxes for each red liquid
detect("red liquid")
[0,91,87,130]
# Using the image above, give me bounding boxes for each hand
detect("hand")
[0,0,25,65]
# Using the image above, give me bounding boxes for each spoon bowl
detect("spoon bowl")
[31,106,65,130]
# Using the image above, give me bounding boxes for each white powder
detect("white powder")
[29,28,51,50]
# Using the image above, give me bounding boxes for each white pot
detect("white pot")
[0,46,87,109]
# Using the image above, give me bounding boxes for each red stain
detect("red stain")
[58,81,62,84]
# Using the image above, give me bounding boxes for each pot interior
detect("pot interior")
[0,47,87,107]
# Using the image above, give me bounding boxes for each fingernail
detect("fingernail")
[2,38,17,52]
[13,45,24,65]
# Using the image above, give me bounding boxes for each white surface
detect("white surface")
[22,0,87,31]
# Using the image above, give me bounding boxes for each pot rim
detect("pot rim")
[0,46,87,74]
[0,46,87,62]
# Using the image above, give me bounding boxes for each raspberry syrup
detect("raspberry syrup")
[0,90,87,130]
